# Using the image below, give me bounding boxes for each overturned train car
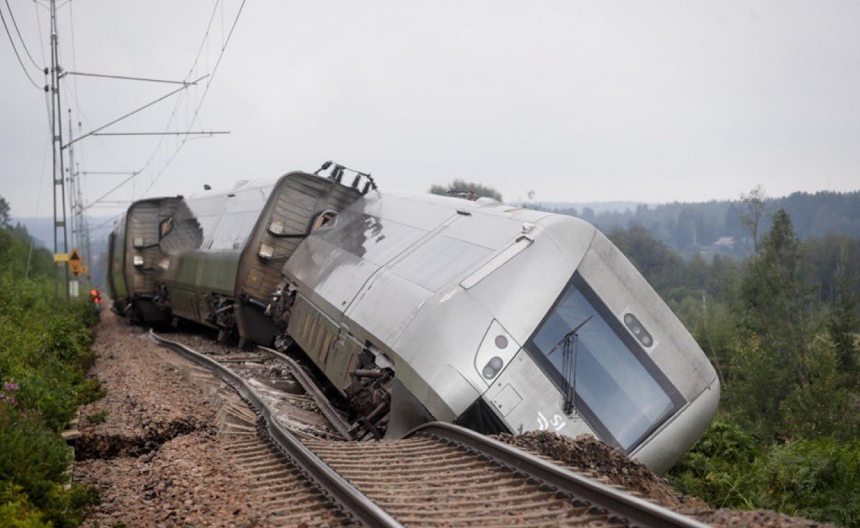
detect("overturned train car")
[107,167,718,474]
[273,191,719,474]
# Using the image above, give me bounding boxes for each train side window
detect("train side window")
[311,211,338,232]
[159,217,174,239]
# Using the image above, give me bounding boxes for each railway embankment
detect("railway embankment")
[74,308,838,528]
[73,310,282,527]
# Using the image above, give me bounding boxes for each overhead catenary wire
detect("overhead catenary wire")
[63,0,247,220]
[62,71,203,85]
[63,83,133,171]
[78,0,226,212]
[92,131,229,137]
[88,212,123,235]
[139,0,249,199]
[0,3,43,89]
[132,0,222,166]
[32,0,47,63]
[4,0,41,68]
[26,132,52,279]
[65,75,208,151]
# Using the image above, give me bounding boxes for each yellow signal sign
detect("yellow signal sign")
[54,253,69,263]
[69,249,84,276]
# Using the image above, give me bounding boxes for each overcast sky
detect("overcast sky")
[1,0,858,231]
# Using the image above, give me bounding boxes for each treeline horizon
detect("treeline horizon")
[539,189,860,258]
[605,206,860,526]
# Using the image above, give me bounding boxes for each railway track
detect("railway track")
[180,363,343,526]
[151,331,402,528]
[151,330,713,528]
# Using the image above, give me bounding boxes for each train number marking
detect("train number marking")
[537,411,566,432]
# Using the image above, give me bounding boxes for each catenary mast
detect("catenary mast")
[49,0,69,298]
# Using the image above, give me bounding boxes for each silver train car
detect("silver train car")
[108,166,718,473]
[150,172,361,344]
[275,191,719,474]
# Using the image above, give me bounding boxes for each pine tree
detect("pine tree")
[827,257,860,387]
[732,209,816,438]
[429,180,503,202]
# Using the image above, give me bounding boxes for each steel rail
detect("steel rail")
[406,422,714,528]
[149,330,404,528]
[257,345,353,440]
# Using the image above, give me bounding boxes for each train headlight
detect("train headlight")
[623,312,655,348]
[482,356,504,379]
[258,243,275,259]
[133,255,144,267]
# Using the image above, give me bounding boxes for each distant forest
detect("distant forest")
[541,190,860,258]
[604,208,860,525]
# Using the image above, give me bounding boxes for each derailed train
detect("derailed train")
[107,164,719,474]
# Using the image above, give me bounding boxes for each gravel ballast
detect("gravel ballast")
[73,310,279,527]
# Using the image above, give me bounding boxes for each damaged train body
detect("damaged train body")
[106,165,718,474]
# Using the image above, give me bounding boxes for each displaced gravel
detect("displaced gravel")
[685,509,835,528]
[498,431,838,528]
[73,310,280,527]
[496,431,700,509]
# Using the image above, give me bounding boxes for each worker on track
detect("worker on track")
[89,287,102,313]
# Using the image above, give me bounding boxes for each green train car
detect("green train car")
[107,170,362,345]
[106,197,184,323]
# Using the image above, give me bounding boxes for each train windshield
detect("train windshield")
[526,273,684,452]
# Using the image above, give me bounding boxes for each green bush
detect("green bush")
[753,439,860,528]
[76,378,105,406]
[0,275,95,431]
[668,418,761,508]
[0,404,72,506]
[0,482,50,528]
[0,213,102,527]
[85,410,109,425]
[671,421,860,527]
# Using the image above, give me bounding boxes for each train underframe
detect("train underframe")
[268,282,396,440]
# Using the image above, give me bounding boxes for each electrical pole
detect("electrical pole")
[68,111,91,288]
[68,109,77,249]
[40,9,230,296]
[50,0,69,299]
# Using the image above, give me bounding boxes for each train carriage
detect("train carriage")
[278,191,719,474]
[155,171,362,344]
[106,197,184,323]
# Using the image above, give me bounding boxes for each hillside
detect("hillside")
[537,190,860,258]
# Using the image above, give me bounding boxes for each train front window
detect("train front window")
[526,273,684,452]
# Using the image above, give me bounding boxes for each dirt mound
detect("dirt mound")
[495,431,841,528]
[495,431,705,509]
[685,508,837,528]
